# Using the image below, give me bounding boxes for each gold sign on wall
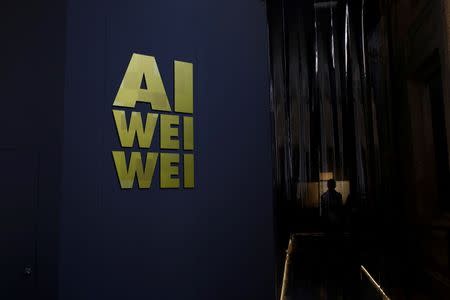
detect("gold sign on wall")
[112,53,194,189]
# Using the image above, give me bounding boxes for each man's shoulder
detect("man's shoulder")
[331,190,342,197]
[321,191,330,199]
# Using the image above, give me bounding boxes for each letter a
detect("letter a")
[113,53,172,111]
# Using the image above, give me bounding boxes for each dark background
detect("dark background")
[1,0,276,299]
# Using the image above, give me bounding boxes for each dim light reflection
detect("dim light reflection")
[297,172,350,207]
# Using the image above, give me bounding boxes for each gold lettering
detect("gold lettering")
[160,153,179,188]
[184,154,194,188]
[183,116,194,150]
[174,60,193,114]
[112,151,158,189]
[160,114,179,149]
[113,53,171,111]
[113,110,158,148]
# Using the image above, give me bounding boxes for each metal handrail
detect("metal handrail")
[279,236,294,300]
[360,265,391,300]
[279,233,390,300]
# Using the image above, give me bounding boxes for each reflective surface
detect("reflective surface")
[267,0,450,298]
[268,0,383,215]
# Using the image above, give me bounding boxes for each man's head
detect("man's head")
[327,179,336,190]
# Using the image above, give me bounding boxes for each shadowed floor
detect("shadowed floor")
[283,234,384,300]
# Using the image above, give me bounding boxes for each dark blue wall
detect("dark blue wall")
[61,0,275,299]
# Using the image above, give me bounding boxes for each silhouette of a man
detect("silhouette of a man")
[320,179,343,229]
